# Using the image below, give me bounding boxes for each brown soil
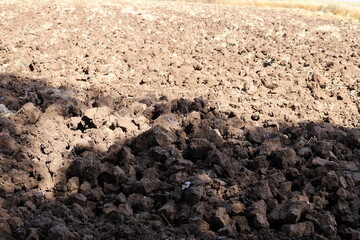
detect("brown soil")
[0,0,359,239]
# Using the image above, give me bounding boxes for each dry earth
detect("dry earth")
[0,0,359,239]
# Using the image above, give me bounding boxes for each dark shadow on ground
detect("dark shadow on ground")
[0,74,359,240]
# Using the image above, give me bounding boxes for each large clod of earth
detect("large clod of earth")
[0,0,359,239]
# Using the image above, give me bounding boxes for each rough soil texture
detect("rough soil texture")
[0,0,359,239]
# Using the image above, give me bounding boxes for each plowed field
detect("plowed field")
[0,0,359,239]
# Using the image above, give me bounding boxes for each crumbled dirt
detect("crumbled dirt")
[0,0,359,239]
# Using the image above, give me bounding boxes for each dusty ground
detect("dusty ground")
[0,0,359,239]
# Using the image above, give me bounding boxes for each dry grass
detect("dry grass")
[0,0,359,19]
[164,0,360,19]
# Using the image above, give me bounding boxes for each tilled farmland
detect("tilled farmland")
[0,0,359,239]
